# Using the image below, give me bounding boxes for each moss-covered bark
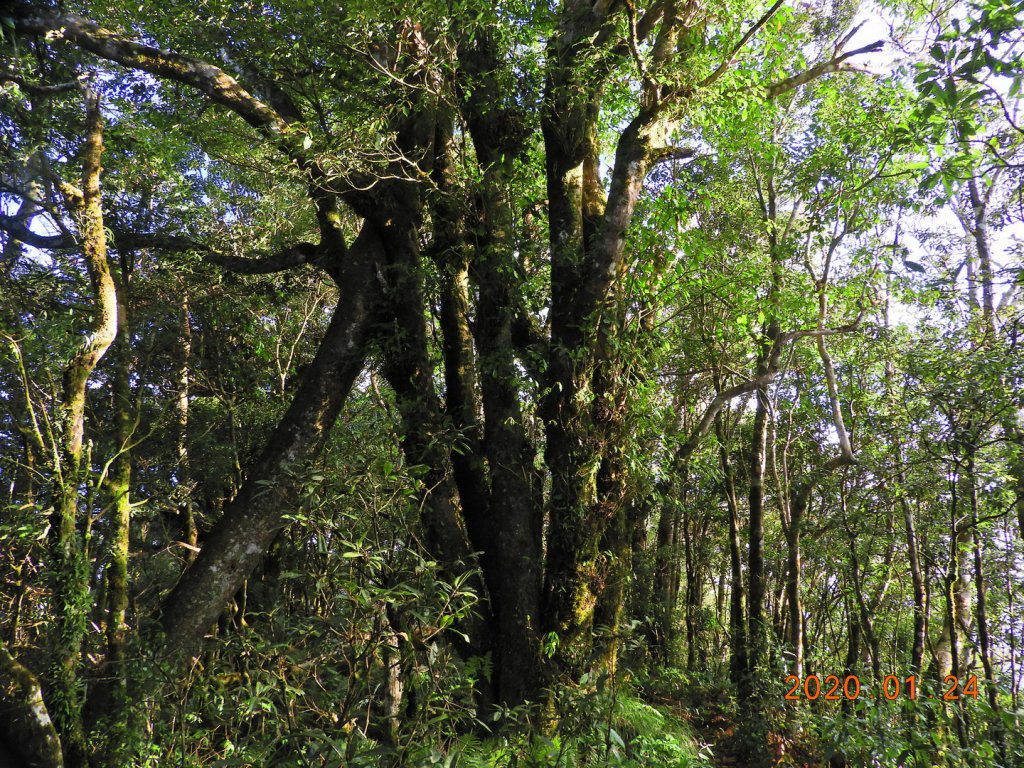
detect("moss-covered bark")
[48,87,119,768]
[0,643,63,768]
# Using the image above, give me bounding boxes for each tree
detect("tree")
[2,0,1023,765]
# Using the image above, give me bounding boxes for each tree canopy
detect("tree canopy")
[1,0,1023,765]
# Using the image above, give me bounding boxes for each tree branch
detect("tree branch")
[0,73,83,96]
[0,216,336,280]
[0,214,75,249]
[115,233,340,280]
[675,312,864,465]
[700,0,786,90]
[678,372,778,462]
[624,0,656,94]
[203,242,322,275]
[10,4,290,137]
[650,145,698,165]
[766,40,884,98]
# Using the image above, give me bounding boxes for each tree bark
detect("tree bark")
[0,643,63,768]
[471,165,544,703]
[784,488,806,679]
[85,250,137,764]
[377,214,493,662]
[743,174,784,700]
[176,292,198,561]
[744,383,771,700]
[157,226,383,659]
[967,454,999,715]
[539,2,667,680]
[682,494,699,671]
[449,30,549,702]
[717,415,748,689]
[48,88,119,768]
[652,489,678,664]
[900,493,927,675]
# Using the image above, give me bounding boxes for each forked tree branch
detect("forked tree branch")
[766,40,884,98]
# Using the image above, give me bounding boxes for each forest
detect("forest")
[0,0,1022,765]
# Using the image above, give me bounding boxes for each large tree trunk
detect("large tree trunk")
[590,484,632,678]
[538,3,666,681]
[157,226,383,659]
[471,166,544,704]
[450,33,548,702]
[377,204,494,663]
[589,356,635,676]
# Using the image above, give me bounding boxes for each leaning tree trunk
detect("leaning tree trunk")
[5,4,393,680]
[0,643,64,768]
[158,225,383,660]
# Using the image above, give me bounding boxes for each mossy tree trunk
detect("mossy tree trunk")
[84,249,137,764]
[0,642,64,768]
[49,87,120,768]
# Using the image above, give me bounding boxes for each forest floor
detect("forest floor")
[645,684,741,766]
[646,681,823,768]
[681,706,740,766]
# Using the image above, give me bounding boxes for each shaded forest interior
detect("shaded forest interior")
[1,0,1023,765]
